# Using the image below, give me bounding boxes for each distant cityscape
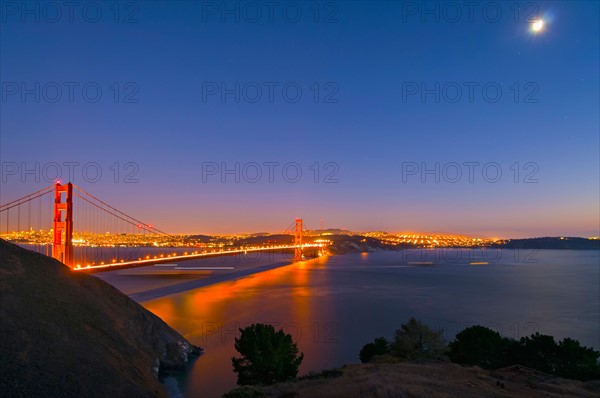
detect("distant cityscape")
[1,229,490,245]
[5,228,597,250]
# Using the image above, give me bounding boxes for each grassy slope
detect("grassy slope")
[233,361,600,398]
[0,240,198,398]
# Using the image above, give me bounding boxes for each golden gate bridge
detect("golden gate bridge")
[0,182,325,272]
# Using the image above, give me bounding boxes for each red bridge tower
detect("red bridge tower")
[52,182,73,267]
[294,218,303,262]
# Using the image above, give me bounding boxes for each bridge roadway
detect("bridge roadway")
[73,243,324,272]
[95,249,330,302]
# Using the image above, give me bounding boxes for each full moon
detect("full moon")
[532,19,544,33]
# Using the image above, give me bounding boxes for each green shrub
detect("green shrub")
[518,333,559,373]
[448,325,508,369]
[555,337,600,380]
[359,337,391,363]
[391,317,446,360]
[448,326,600,381]
[517,334,600,380]
[232,323,304,385]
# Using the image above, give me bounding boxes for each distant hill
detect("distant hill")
[0,240,200,398]
[326,234,411,253]
[308,228,354,235]
[236,234,294,246]
[198,233,599,252]
[185,234,215,242]
[494,237,600,250]
[324,235,600,252]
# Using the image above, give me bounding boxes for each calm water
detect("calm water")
[138,249,599,398]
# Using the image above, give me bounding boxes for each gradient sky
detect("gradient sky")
[1,1,598,237]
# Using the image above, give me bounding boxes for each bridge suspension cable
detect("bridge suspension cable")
[1,182,173,267]
[1,183,321,270]
[0,185,54,212]
[73,191,162,235]
[72,184,171,236]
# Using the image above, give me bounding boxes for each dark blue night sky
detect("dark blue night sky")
[1,1,598,237]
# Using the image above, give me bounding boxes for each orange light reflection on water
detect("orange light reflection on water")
[143,256,339,398]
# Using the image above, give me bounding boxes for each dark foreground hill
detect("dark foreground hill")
[230,361,600,398]
[0,240,200,398]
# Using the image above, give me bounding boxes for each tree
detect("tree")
[518,333,558,373]
[555,337,600,380]
[447,326,600,381]
[231,323,304,385]
[391,317,446,360]
[359,337,391,363]
[447,325,508,369]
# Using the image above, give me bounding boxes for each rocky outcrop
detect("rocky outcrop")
[0,239,200,398]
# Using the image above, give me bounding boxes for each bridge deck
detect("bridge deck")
[74,244,324,273]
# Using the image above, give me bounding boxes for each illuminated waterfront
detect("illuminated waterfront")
[2,230,499,248]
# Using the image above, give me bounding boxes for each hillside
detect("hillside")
[493,237,600,250]
[231,361,600,398]
[0,239,200,398]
